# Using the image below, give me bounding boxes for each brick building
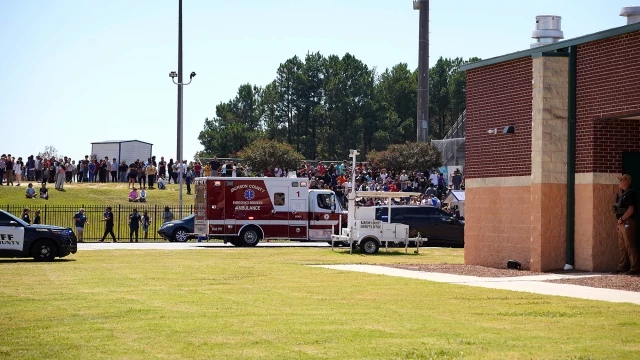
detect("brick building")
[460,21,640,272]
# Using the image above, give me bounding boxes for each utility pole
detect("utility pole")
[414,0,430,142]
[169,0,196,218]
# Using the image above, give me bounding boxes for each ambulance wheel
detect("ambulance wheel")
[32,240,57,262]
[240,227,261,247]
[360,238,379,254]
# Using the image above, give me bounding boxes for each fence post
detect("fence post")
[44,204,47,224]
[117,204,121,241]
[153,205,158,240]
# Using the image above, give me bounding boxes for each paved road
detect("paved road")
[79,241,334,251]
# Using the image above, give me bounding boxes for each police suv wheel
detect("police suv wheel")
[32,240,57,262]
[360,238,379,254]
[240,227,261,247]
[173,228,189,242]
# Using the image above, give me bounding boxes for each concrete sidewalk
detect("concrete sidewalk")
[314,264,640,305]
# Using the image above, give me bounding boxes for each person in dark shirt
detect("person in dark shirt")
[39,183,49,200]
[613,174,638,275]
[158,157,166,179]
[128,208,142,243]
[209,157,221,177]
[333,181,345,208]
[21,208,31,224]
[33,210,41,225]
[128,162,138,188]
[99,206,117,243]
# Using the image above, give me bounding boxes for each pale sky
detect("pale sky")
[0,0,632,161]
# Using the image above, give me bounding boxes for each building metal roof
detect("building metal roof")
[461,22,640,72]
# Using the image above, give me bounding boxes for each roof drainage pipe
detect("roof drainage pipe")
[565,45,577,270]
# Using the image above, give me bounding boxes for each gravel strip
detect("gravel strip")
[386,264,640,292]
[546,275,640,293]
[386,264,541,277]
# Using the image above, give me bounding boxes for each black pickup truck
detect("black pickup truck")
[0,210,77,261]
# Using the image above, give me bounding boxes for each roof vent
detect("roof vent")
[531,15,564,48]
[620,6,640,25]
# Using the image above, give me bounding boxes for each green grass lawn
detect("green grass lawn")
[1,248,638,359]
[0,182,190,206]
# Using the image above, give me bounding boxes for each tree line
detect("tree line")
[196,53,480,161]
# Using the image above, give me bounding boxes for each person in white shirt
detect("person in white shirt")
[429,170,439,187]
[157,177,166,190]
[14,159,23,186]
[110,158,119,182]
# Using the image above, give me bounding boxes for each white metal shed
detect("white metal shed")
[443,190,465,217]
[91,140,153,166]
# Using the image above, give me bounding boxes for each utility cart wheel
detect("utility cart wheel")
[360,238,379,254]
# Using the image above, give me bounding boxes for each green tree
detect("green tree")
[275,56,303,146]
[38,145,60,160]
[367,142,442,172]
[261,81,285,142]
[237,139,304,174]
[368,63,418,149]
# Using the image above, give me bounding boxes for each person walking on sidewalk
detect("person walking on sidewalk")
[612,174,638,275]
[99,206,117,243]
[128,208,142,243]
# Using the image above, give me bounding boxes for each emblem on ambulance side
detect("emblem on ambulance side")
[244,189,255,201]
[324,214,330,220]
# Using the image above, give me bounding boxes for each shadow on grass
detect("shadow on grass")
[0,258,77,264]
[331,250,423,256]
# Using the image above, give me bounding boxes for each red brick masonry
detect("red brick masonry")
[465,58,533,179]
[576,31,640,174]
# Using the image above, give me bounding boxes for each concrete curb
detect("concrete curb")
[313,264,640,305]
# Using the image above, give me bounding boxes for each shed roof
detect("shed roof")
[91,140,154,146]
[444,190,465,203]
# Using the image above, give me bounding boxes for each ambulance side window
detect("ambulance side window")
[317,194,331,210]
[274,193,286,206]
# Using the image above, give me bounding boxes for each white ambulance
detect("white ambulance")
[193,177,346,246]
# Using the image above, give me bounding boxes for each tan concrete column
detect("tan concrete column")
[530,56,569,272]
[575,173,619,271]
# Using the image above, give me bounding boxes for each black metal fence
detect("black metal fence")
[3,205,193,242]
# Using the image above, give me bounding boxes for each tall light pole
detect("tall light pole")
[169,0,196,218]
[414,0,429,142]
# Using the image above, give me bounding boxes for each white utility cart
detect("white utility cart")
[331,150,425,254]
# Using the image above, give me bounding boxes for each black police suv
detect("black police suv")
[0,210,77,261]
[375,206,464,248]
[158,215,196,242]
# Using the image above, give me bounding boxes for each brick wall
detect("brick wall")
[575,119,640,173]
[465,58,533,179]
[575,30,640,173]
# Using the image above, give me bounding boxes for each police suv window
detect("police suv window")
[274,193,286,206]
[0,212,16,226]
